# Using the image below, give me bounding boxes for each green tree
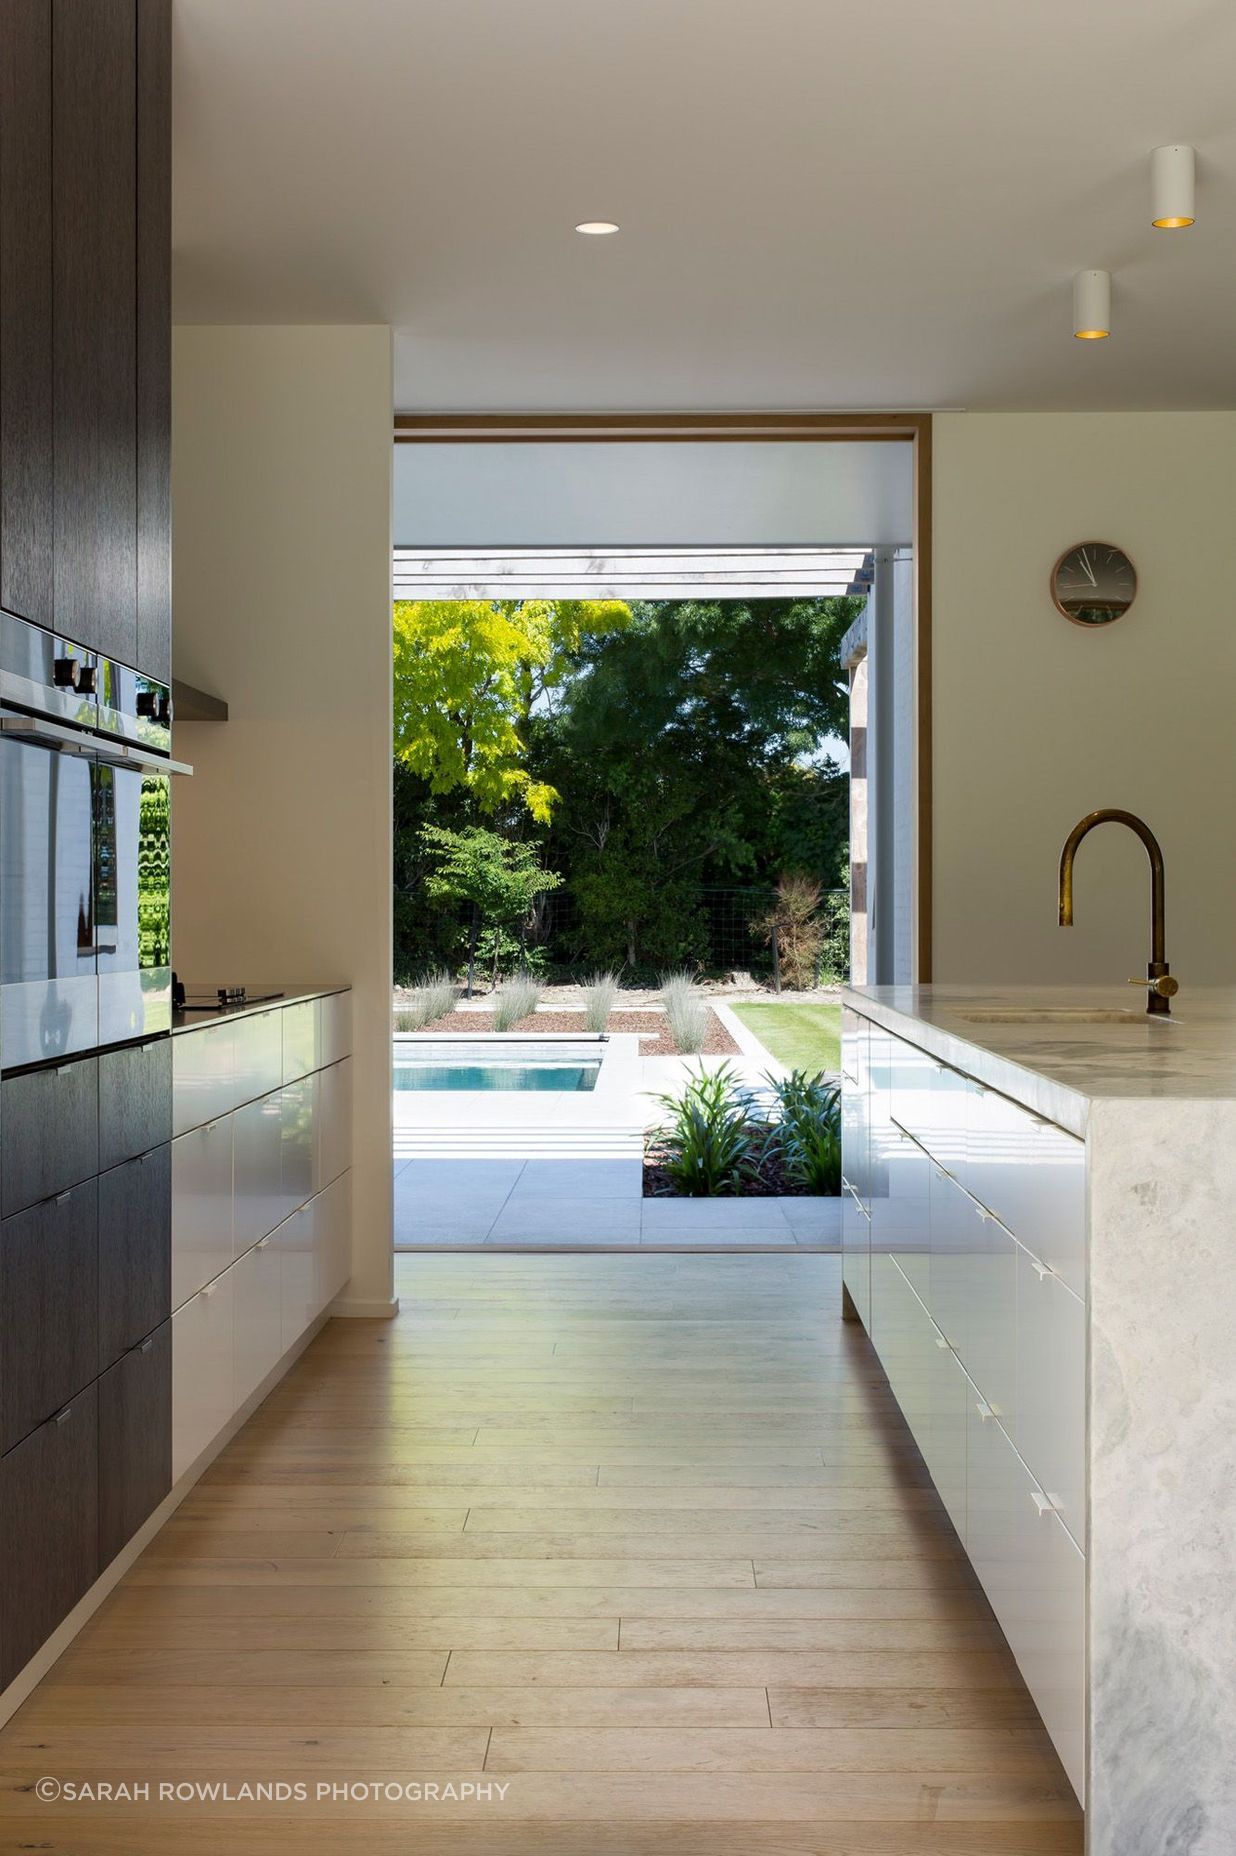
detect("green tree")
[393,598,629,823]
[420,824,562,992]
[529,596,859,971]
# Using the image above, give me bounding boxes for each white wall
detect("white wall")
[933,412,1236,987]
[171,326,395,1314]
[395,440,913,547]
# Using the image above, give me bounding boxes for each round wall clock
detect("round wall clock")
[1051,542,1137,627]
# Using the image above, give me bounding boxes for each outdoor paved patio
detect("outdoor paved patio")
[393,1156,839,1249]
[390,1005,842,1251]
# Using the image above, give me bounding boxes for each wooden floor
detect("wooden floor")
[0,1254,1083,1854]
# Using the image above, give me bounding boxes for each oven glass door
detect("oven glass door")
[0,734,99,1068]
[95,763,171,1047]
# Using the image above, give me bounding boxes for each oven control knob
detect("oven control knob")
[135,690,159,719]
[53,657,79,689]
[76,665,97,695]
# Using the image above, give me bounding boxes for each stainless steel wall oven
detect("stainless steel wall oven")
[0,613,186,1071]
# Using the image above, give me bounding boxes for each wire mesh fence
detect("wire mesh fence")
[397,881,850,990]
[532,885,850,987]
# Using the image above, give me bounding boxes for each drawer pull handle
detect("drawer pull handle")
[975,1399,994,1422]
[1031,1490,1059,1517]
[256,1236,270,1249]
[138,1336,154,1354]
[1032,1258,1051,1281]
[53,1404,73,1426]
[200,1282,217,1299]
[54,1188,72,1204]
[934,1335,952,1350]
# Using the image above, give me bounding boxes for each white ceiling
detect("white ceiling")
[171,0,1236,413]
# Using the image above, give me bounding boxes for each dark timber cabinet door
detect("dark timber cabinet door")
[1,1057,99,1218]
[98,1145,171,1368]
[98,1320,170,1566]
[98,1036,173,1172]
[0,1384,99,1689]
[136,0,172,683]
[52,0,138,664]
[0,0,54,627]
[0,1179,99,1454]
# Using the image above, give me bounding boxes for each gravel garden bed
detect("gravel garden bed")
[410,1005,740,1058]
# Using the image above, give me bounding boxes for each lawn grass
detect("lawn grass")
[731,1000,842,1073]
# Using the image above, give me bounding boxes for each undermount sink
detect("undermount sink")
[957,1007,1169,1026]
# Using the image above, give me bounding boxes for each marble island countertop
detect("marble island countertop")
[843,982,1236,1137]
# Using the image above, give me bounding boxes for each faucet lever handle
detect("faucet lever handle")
[1128,975,1179,998]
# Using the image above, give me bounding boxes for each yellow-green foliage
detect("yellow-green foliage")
[392,598,629,823]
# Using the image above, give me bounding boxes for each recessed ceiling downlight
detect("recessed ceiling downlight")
[1073,269,1111,340]
[575,220,620,235]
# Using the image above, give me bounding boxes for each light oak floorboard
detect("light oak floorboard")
[485,1725,1059,1775]
[0,1253,1080,1851]
[16,1685,772,1730]
[94,1583,994,1623]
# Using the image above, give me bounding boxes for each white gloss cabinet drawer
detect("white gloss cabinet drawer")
[967,1086,1086,1297]
[282,999,320,1084]
[171,1269,236,1481]
[232,1009,283,1108]
[172,1023,236,1137]
[232,1090,284,1252]
[275,1202,317,1348]
[316,1059,353,1192]
[966,1397,1086,1802]
[1012,1247,1086,1546]
[313,1172,352,1312]
[929,1163,1018,1431]
[171,1118,235,1308]
[231,1236,283,1408]
[320,991,352,1067]
[840,1009,868,1208]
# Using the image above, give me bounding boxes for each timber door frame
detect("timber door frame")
[393,410,933,981]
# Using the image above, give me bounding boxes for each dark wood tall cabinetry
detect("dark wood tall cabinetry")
[0,0,171,679]
[0,0,173,1697]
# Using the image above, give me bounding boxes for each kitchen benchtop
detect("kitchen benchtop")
[843,982,1236,1137]
[171,984,348,1035]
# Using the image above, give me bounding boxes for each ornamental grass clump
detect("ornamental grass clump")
[582,972,620,1034]
[660,970,709,1054]
[417,968,458,1023]
[651,1064,756,1197]
[394,968,458,1033]
[492,975,541,1032]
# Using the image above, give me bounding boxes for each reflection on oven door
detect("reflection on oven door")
[0,739,99,1068]
[96,766,171,1048]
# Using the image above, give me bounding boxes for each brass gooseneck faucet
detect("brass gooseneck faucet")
[1058,809,1179,1016]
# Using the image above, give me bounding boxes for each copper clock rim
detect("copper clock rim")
[1050,540,1138,628]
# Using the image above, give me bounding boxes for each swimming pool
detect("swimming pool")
[393,1039,602,1093]
[396,1062,599,1093]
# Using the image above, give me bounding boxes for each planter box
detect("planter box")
[640,1194,841,1246]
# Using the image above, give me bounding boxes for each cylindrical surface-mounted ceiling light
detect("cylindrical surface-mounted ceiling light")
[1073,269,1111,340]
[1151,144,1195,228]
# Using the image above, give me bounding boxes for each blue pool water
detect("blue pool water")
[395,1062,600,1093]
